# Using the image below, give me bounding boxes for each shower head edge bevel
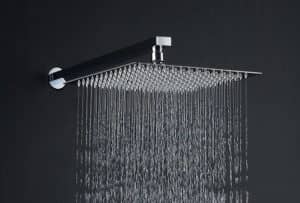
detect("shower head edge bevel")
[140,62,263,77]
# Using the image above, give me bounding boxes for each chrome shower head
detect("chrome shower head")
[77,62,261,92]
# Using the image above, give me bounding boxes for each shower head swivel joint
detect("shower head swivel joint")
[152,36,172,63]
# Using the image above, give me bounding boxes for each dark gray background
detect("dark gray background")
[4,0,300,202]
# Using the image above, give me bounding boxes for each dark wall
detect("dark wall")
[5,0,300,202]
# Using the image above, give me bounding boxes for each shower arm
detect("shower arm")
[48,36,172,89]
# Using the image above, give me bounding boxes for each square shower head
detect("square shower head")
[79,62,262,92]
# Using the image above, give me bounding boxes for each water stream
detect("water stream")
[75,63,249,203]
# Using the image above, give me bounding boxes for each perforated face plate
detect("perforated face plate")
[77,62,254,92]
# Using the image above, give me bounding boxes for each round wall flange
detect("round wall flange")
[48,67,66,89]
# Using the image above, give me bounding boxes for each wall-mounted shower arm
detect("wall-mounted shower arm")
[48,36,172,89]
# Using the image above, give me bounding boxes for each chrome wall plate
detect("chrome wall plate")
[48,67,66,89]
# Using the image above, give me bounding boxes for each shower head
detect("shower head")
[77,62,262,92]
[48,36,262,90]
